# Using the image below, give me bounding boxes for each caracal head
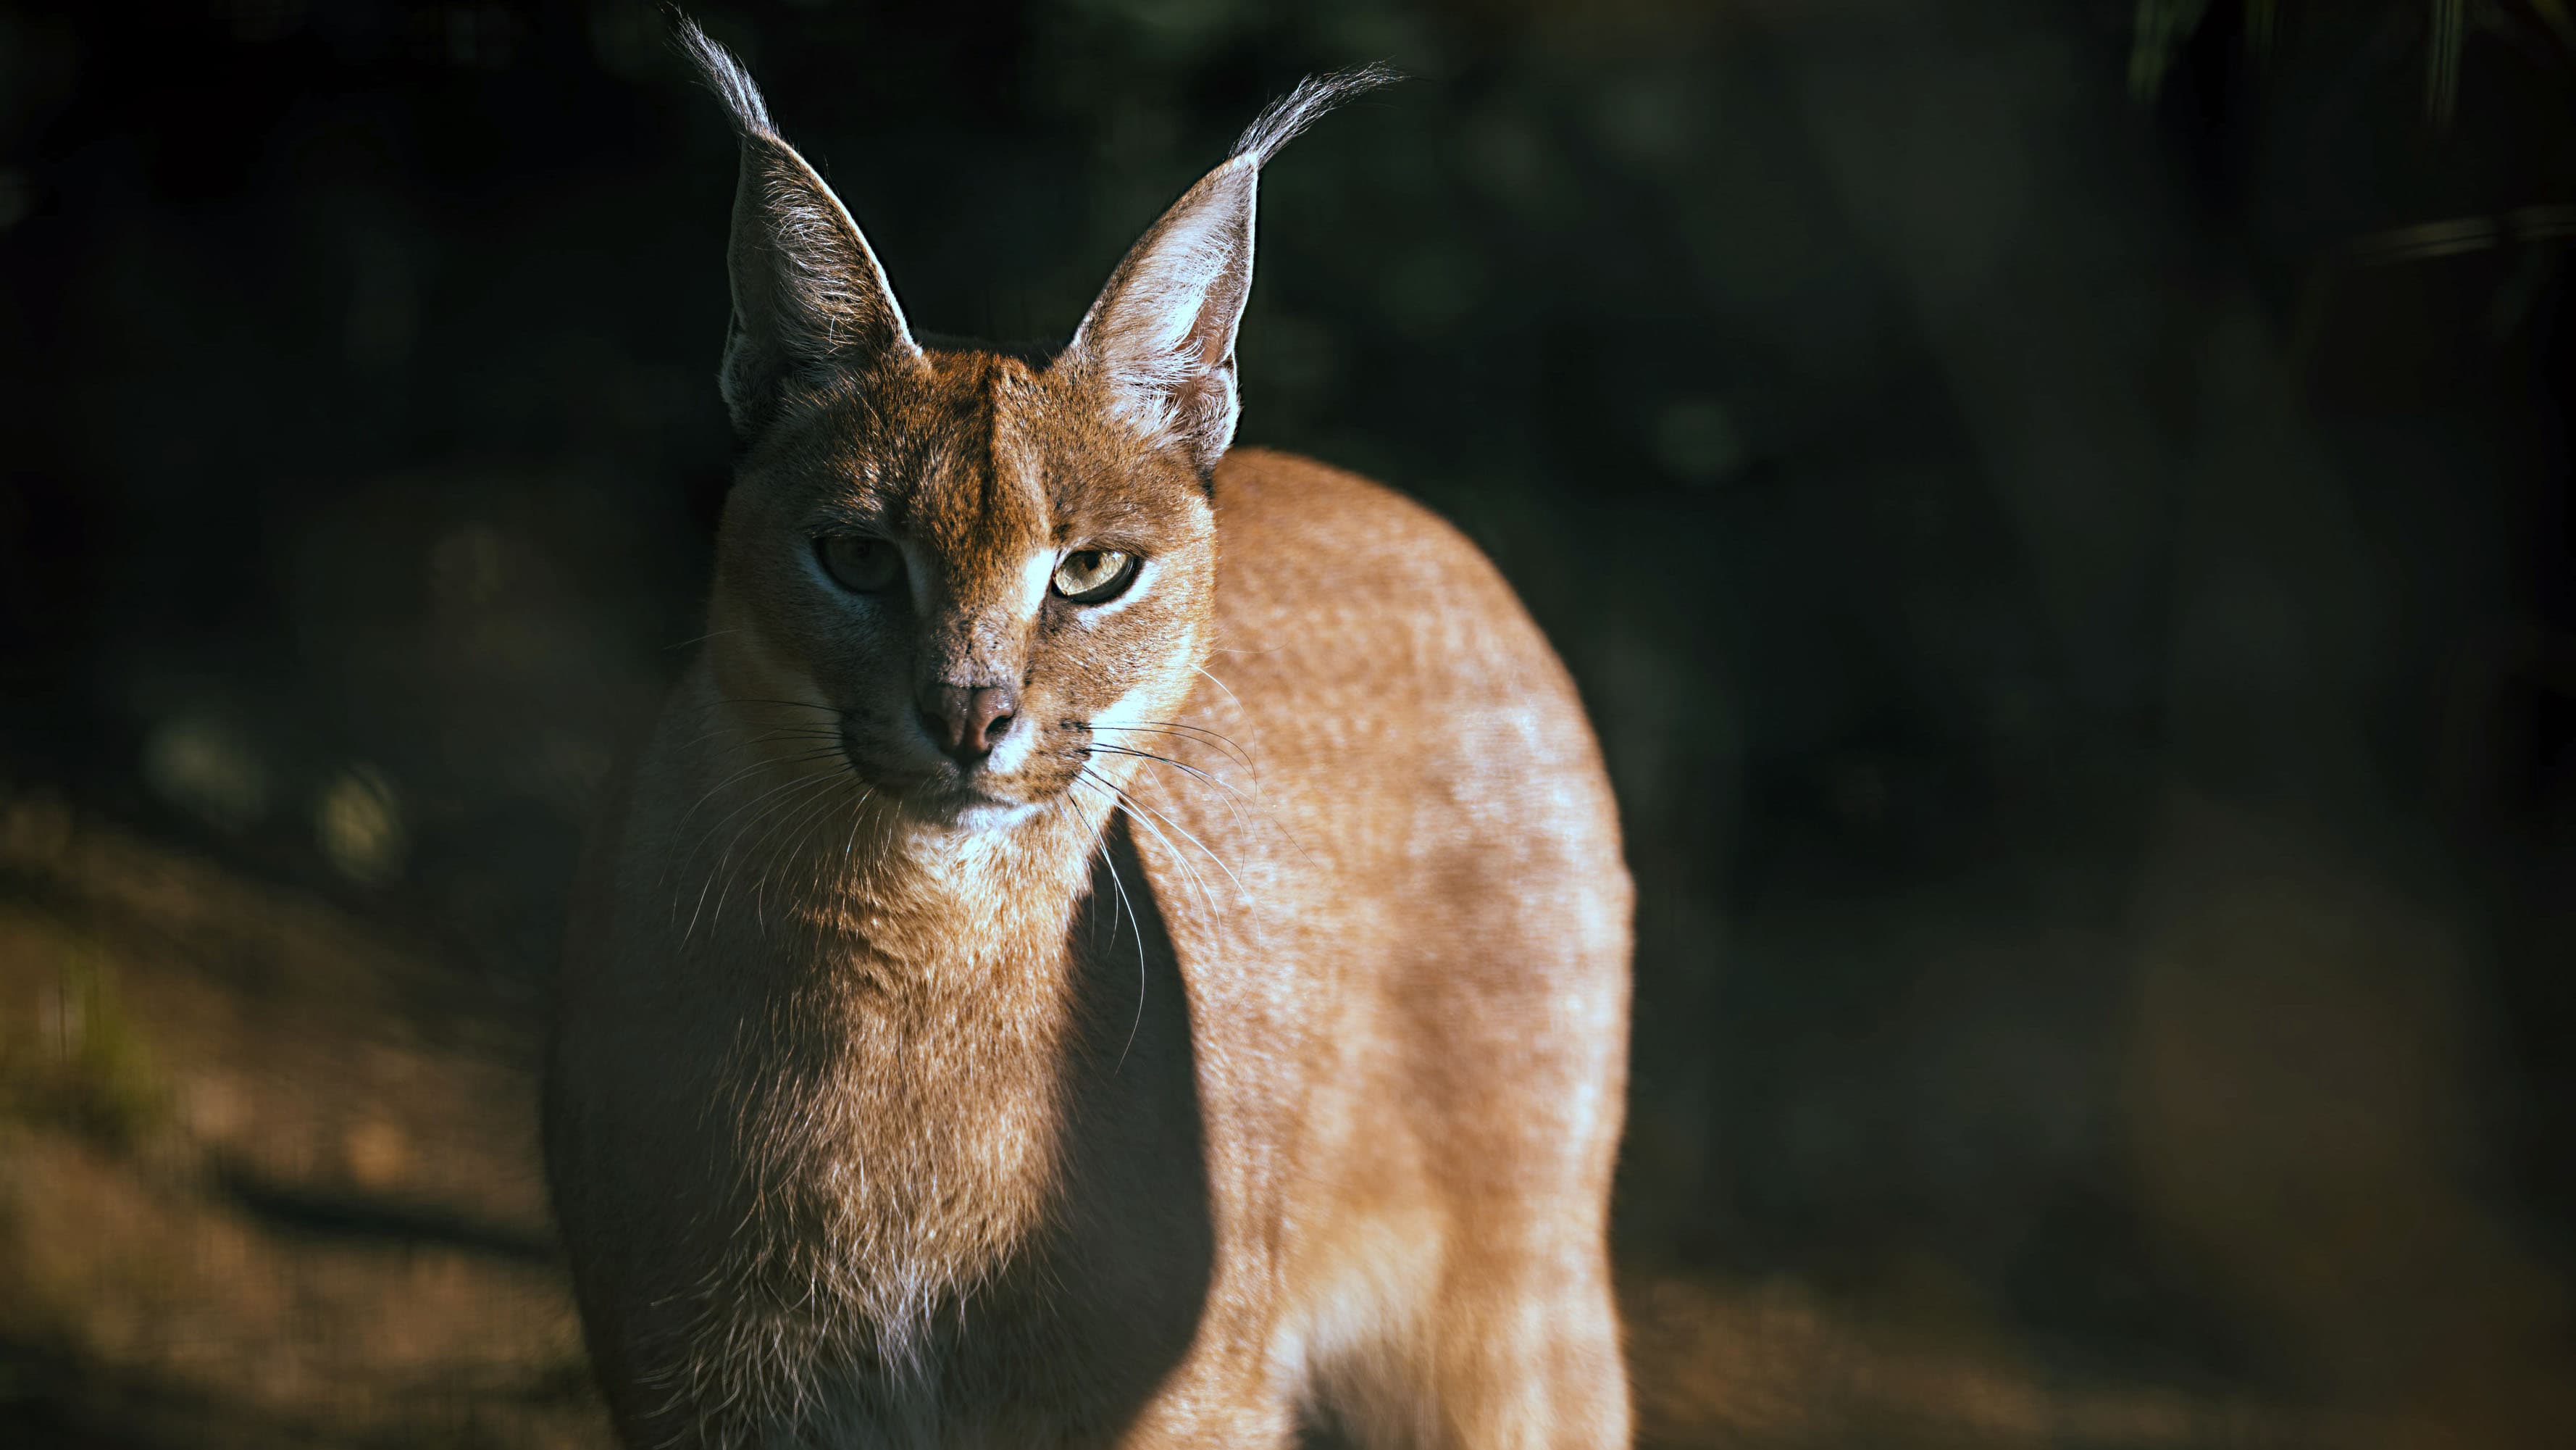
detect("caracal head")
[672,20,1387,832]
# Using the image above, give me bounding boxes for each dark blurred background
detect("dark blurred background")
[3,1,2572,1445]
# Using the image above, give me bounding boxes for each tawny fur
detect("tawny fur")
[545,21,1631,1449]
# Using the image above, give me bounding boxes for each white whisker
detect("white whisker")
[1087,751,1256,917]
[1078,767,1228,939]
[1081,780,1152,1074]
[682,759,844,945]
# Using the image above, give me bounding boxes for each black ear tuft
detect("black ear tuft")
[672,12,775,139]
[1069,68,1399,474]
[668,10,923,434]
[1228,66,1402,168]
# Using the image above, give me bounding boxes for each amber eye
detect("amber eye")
[819,536,900,594]
[1052,549,1138,604]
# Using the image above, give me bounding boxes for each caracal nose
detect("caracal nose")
[919,683,1018,763]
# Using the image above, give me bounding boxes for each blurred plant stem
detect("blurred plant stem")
[0,925,166,1148]
[2128,0,2565,128]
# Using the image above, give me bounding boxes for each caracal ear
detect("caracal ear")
[1067,68,1397,476]
[674,16,924,434]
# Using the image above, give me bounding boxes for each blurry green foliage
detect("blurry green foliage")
[0,928,167,1150]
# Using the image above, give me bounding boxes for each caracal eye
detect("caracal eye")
[1052,549,1139,604]
[819,536,901,593]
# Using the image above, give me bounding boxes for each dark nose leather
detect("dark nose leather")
[919,683,1017,763]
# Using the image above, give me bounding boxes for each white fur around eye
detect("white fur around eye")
[1018,550,1056,616]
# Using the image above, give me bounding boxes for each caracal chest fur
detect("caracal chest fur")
[544,20,1634,1448]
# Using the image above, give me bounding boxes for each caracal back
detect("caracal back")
[1126,448,1631,1445]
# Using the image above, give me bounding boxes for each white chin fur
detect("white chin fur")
[934,797,1040,835]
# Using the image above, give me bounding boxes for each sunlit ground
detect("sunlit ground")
[4,791,2557,1450]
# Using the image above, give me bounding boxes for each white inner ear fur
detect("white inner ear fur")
[1103,171,1247,359]
[1074,163,1255,451]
